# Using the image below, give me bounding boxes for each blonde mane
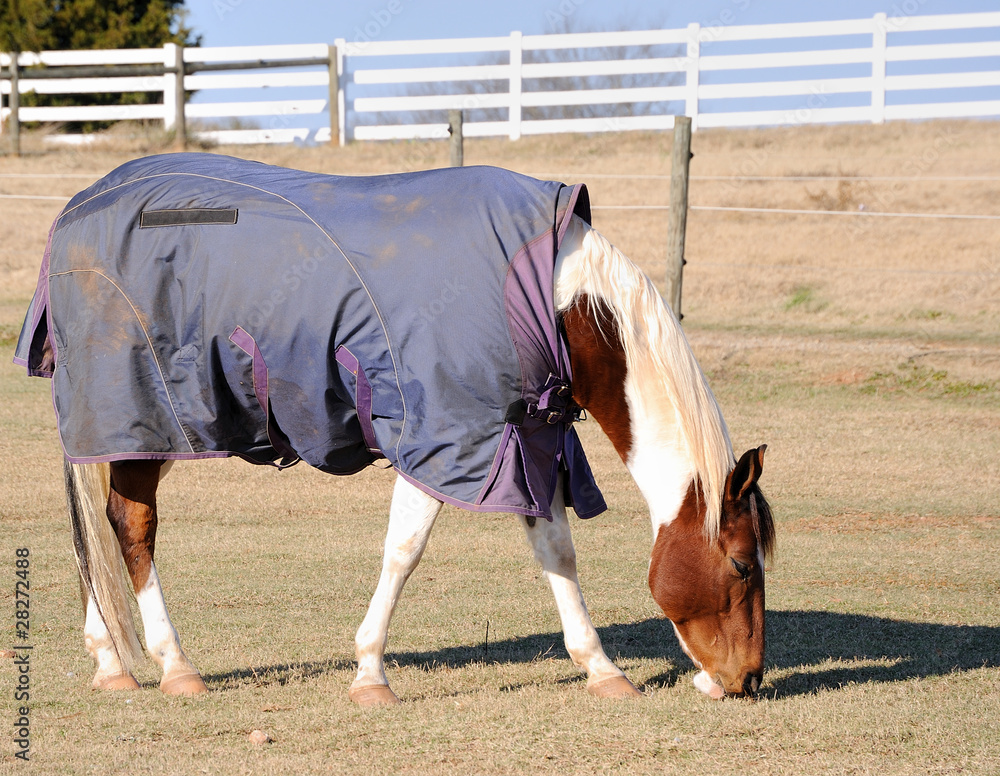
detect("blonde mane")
[556,217,735,539]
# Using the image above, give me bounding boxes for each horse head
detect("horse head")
[648,445,773,698]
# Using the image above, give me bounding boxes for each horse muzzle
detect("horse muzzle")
[742,671,762,697]
[693,669,762,699]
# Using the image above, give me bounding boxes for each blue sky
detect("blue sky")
[189,0,1000,46]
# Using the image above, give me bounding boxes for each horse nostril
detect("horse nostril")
[743,673,761,696]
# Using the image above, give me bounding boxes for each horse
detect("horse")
[14,155,774,705]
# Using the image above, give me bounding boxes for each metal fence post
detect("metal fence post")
[666,115,692,320]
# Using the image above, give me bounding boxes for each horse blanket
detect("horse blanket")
[15,153,606,520]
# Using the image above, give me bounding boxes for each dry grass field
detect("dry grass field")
[1,119,999,774]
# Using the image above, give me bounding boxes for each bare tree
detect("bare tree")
[519,15,682,122]
[354,15,683,128]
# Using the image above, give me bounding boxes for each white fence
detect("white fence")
[0,43,335,145]
[1,11,999,146]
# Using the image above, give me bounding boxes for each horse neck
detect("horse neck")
[555,215,726,541]
[560,296,697,540]
[625,371,701,540]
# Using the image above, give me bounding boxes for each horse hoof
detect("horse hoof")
[587,675,642,699]
[349,684,400,707]
[160,672,208,696]
[93,673,141,691]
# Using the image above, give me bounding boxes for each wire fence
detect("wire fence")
[3,171,998,224]
[2,168,996,279]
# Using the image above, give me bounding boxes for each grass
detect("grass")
[2,119,1000,774]
[783,285,816,311]
[860,363,998,401]
[8,483,1000,775]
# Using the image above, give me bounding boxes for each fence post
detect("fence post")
[684,23,701,132]
[162,43,186,148]
[666,115,692,320]
[508,30,522,141]
[173,45,186,148]
[333,38,347,145]
[327,44,339,146]
[871,12,887,124]
[448,110,463,167]
[10,53,20,156]
[0,53,5,140]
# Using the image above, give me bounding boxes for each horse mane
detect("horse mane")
[556,216,735,540]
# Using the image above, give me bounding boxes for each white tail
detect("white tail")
[64,461,144,673]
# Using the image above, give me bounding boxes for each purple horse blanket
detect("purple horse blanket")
[14,154,606,519]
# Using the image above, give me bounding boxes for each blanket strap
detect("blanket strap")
[507,374,585,427]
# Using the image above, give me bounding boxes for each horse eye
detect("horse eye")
[731,559,750,579]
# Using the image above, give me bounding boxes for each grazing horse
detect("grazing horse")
[14,155,774,705]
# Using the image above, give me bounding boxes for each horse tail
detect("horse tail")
[64,460,144,673]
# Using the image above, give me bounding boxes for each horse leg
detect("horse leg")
[107,460,207,696]
[82,590,141,690]
[522,476,641,698]
[350,475,442,707]
[65,461,143,689]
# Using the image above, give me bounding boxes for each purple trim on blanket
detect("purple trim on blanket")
[397,469,552,519]
[61,449,311,471]
[557,183,589,245]
[230,327,268,417]
[476,421,516,504]
[554,182,588,383]
[62,450,236,465]
[12,219,57,376]
[474,422,558,519]
[495,182,607,520]
[335,345,382,456]
[229,326,298,463]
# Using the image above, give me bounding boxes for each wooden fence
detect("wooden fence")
[1,11,999,147]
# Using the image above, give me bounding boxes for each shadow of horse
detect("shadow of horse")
[203,611,1000,698]
[763,610,1000,697]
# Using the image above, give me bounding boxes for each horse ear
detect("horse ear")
[727,444,767,503]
